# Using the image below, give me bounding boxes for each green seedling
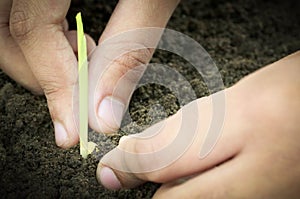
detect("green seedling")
[76,12,96,158]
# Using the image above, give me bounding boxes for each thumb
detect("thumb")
[96,94,244,190]
[88,0,179,134]
[10,0,78,148]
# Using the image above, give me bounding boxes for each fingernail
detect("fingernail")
[98,96,125,132]
[99,167,122,190]
[54,122,69,147]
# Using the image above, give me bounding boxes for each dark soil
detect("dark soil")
[0,0,299,198]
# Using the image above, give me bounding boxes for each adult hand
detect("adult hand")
[88,0,180,133]
[0,0,96,148]
[0,0,180,148]
[97,52,300,198]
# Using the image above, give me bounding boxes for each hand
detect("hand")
[0,0,179,148]
[97,51,300,198]
[88,0,180,134]
[0,0,96,148]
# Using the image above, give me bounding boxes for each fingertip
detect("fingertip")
[88,96,125,135]
[45,86,80,149]
[97,165,122,190]
[97,96,125,134]
[53,121,79,149]
[97,148,147,190]
[54,121,69,147]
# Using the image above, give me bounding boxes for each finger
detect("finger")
[10,0,78,148]
[154,52,300,198]
[153,155,242,199]
[62,19,68,32]
[64,30,96,56]
[88,0,180,134]
[97,92,247,189]
[154,151,300,199]
[0,0,41,93]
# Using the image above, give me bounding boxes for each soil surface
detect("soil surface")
[0,0,299,198]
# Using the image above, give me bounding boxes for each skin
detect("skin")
[98,51,300,198]
[0,0,179,147]
[0,0,96,148]
[0,0,299,198]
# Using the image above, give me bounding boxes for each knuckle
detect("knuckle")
[39,76,74,103]
[9,8,35,41]
[113,48,152,77]
[10,0,69,41]
[41,79,65,100]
